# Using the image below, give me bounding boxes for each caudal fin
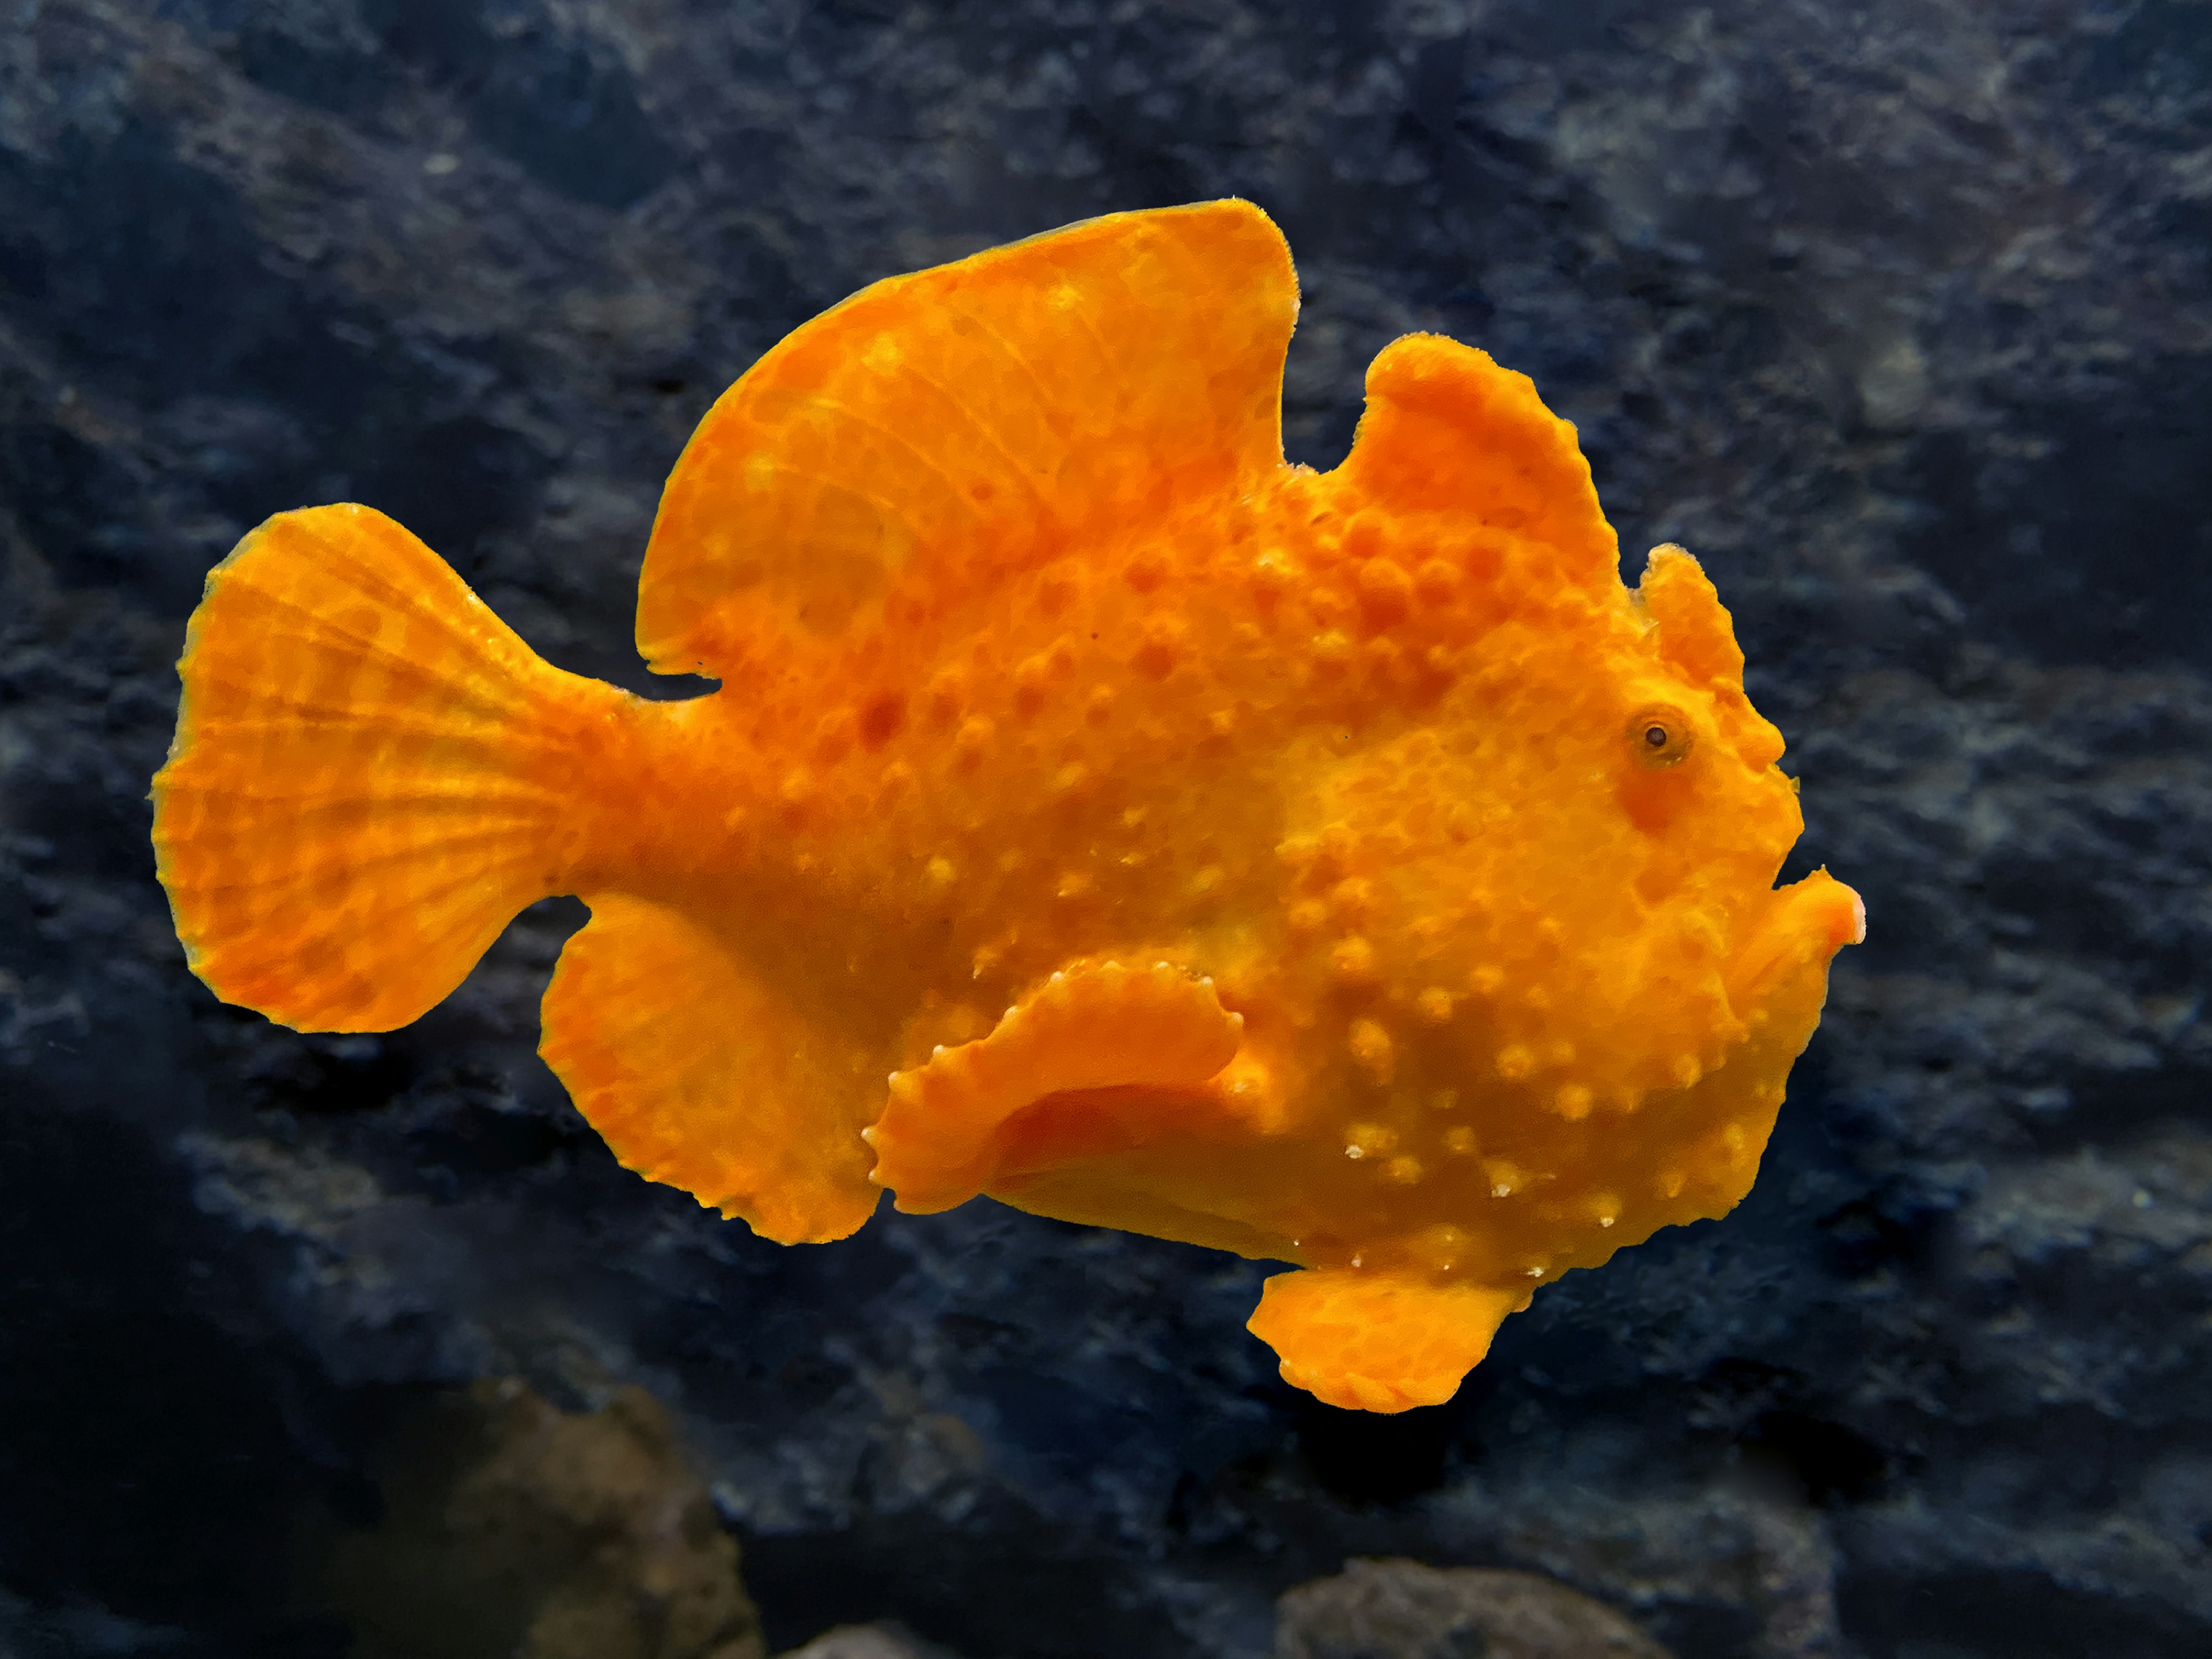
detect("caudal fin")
[153,503,629,1032]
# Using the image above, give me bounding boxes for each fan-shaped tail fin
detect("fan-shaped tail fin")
[153,504,650,1032]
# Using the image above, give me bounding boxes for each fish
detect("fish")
[151,200,1863,1414]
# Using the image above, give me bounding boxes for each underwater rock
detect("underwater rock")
[1460,1485,1841,1659]
[1274,1558,1671,1659]
[317,1378,766,1659]
[777,1624,968,1659]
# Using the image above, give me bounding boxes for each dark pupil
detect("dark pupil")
[1643,724,1669,749]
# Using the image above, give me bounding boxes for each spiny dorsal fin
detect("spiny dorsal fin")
[1334,334,1617,591]
[637,200,1298,677]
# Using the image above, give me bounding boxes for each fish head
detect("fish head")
[1282,540,1861,1121]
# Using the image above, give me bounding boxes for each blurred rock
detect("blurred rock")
[318,1378,764,1659]
[1461,1486,1840,1659]
[1275,1559,1671,1659]
[777,1623,966,1659]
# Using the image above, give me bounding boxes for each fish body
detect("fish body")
[153,202,1862,1412]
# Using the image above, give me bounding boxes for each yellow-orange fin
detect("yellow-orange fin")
[1247,1268,1529,1414]
[151,505,627,1032]
[636,199,1297,676]
[1334,334,1616,592]
[868,959,1244,1215]
[539,894,880,1244]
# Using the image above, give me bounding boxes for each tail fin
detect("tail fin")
[153,504,629,1032]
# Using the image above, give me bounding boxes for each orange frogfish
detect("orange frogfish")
[153,201,1863,1413]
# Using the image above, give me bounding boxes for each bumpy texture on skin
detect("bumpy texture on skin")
[151,201,1862,1411]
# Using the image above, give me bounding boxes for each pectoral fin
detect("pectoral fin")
[1247,1268,1529,1413]
[866,958,1244,1215]
[539,894,881,1244]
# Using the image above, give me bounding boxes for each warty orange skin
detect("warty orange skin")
[153,202,1861,1412]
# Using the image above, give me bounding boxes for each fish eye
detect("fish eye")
[1627,704,1695,769]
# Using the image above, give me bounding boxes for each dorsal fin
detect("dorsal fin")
[636,200,1298,676]
[1332,334,1617,590]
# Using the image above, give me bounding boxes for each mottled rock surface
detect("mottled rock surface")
[777,1624,967,1659]
[317,1378,765,1659]
[1275,1559,1673,1658]
[2,3,2209,1658]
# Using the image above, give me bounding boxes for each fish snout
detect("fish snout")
[1728,868,1865,1007]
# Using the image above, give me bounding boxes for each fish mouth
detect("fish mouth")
[1727,868,1865,1010]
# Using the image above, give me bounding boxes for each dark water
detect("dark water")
[3,3,2209,1656]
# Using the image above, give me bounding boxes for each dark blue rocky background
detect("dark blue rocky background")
[3,2,2210,1656]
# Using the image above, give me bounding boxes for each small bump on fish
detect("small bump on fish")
[1355,558,1412,626]
[1134,616,1184,678]
[1331,937,1378,984]
[1348,1018,1393,1084]
[1345,1122,1396,1160]
[1330,877,1373,922]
